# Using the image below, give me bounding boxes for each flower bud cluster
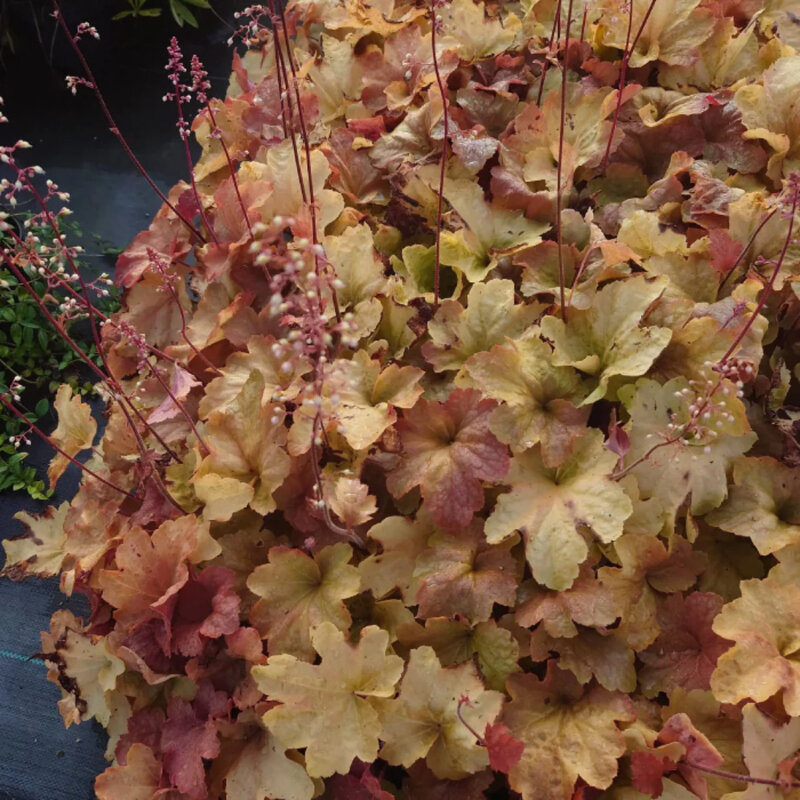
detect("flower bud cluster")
[230,5,272,47]
[115,319,152,372]
[666,372,743,455]
[73,22,100,42]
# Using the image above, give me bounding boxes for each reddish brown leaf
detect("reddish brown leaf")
[638,592,729,697]
[386,389,509,531]
[402,762,493,800]
[630,750,676,798]
[484,721,525,774]
[161,682,229,799]
[171,567,240,657]
[414,520,520,623]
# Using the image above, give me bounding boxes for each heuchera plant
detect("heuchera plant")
[2,0,800,797]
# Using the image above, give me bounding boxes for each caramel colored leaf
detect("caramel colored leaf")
[599,534,706,651]
[529,627,636,693]
[198,335,311,418]
[327,475,378,528]
[711,572,800,716]
[359,514,435,603]
[253,623,404,778]
[193,371,291,521]
[40,610,125,727]
[735,56,800,181]
[247,543,360,661]
[98,517,197,629]
[422,280,540,374]
[733,703,800,800]
[1,503,69,580]
[598,0,714,67]
[486,430,631,591]
[466,334,589,465]
[436,179,548,283]
[224,730,314,800]
[377,646,504,779]
[515,562,619,637]
[503,665,634,800]
[323,223,388,309]
[540,276,671,406]
[48,384,98,489]
[95,744,161,800]
[706,457,800,556]
[327,350,424,450]
[438,0,522,60]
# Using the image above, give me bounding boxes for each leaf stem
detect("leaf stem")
[718,207,778,292]
[684,760,800,789]
[430,0,449,311]
[456,696,485,745]
[556,0,574,320]
[719,181,798,365]
[0,393,136,498]
[600,0,659,173]
[50,0,205,242]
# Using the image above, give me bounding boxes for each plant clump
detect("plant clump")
[3,0,800,798]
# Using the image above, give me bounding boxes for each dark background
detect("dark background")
[0,1,240,796]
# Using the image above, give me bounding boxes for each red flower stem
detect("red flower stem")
[600,0,659,173]
[172,92,218,245]
[1,253,180,463]
[456,697,485,746]
[147,363,209,455]
[274,41,290,140]
[579,5,588,45]
[0,393,136,499]
[274,2,342,324]
[720,184,797,364]
[628,0,661,57]
[204,101,253,239]
[50,0,205,243]
[161,277,222,377]
[684,760,800,789]
[310,412,365,549]
[610,433,681,479]
[4,229,186,369]
[566,242,599,308]
[12,177,180,461]
[271,29,307,207]
[430,0,449,310]
[269,21,324,321]
[556,0,574,321]
[536,0,562,107]
[718,206,779,292]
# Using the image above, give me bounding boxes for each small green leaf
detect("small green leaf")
[170,0,199,26]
